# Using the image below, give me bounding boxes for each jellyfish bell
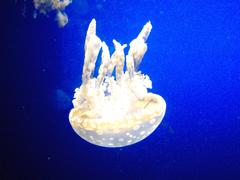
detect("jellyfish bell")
[69,19,166,147]
[69,92,166,147]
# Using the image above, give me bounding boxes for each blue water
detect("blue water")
[2,0,240,179]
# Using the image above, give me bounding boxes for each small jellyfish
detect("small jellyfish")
[33,0,72,27]
[69,19,166,147]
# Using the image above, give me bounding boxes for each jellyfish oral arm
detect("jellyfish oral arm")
[128,21,152,71]
[69,19,166,147]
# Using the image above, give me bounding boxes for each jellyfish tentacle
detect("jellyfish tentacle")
[126,55,135,78]
[137,21,152,42]
[56,10,68,27]
[85,19,97,51]
[128,21,152,71]
[97,41,110,87]
[82,19,102,84]
[112,40,127,81]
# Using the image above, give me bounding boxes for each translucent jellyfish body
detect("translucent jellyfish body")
[69,19,166,147]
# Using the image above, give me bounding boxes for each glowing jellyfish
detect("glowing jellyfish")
[69,19,166,147]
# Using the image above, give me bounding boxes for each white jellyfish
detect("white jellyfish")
[33,0,72,27]
[69,19,166,147]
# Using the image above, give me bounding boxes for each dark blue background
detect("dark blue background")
[1,0,240,179]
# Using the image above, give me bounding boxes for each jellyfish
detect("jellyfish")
[69,19,166,147]
[33,0,72,27]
